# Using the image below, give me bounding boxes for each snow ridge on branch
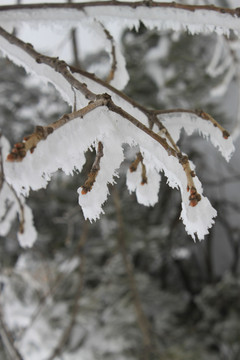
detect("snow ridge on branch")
[0,2,240,37]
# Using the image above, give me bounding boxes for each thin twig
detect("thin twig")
[129,152,148,185]
[70,28,81,68]
[46,222,88,360]
[17,270,65,341]
[100,23,117,83]
[0,2,239,17]
[7,183,25,233]
[67,0,81,68]
[7,98,107,162]
[216,212,240,276]
[0,305,24,360]
[81,141,104,194]
[129,152,143,173]
[0,26,96,102]
[19,219,87,341]
[153,108,230,139]
[0,132,4,190]
[112,187,152,351]
[150,114,180,153]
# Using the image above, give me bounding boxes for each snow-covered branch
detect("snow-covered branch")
[0,2,240,37]
[0,3,236,241]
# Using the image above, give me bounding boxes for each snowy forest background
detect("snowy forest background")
[1,0,240,359]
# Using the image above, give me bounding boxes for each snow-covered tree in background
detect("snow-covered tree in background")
[0,1,240,360]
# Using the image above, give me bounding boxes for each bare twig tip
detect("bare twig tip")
[223,130,230,139]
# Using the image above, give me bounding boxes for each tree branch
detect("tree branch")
[0,26,96,102]
[106,97,201,206]
[0,26,205,207]
[7,98,107,162]
[0,23,233,211]
[0,1,239,17]
[153,109,230,139]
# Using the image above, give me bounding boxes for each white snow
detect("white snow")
[126,163,161,207]
[17,204,37,248]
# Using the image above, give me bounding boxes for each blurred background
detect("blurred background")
[0,0,240,359]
